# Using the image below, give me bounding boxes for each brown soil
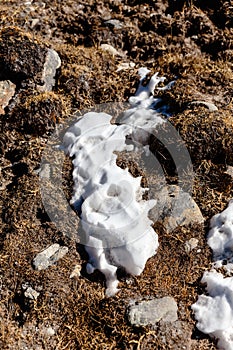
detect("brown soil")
[0,1,233,349]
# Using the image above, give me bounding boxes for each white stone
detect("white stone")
[100,44,122,56]
[185,238,199,253]
[23,286,40,300]
[70,264,81,278]
[37,49,61,92]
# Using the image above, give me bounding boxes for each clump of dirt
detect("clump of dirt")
[0,0,233,349]
[0,26,47,86]
[171,107,233,165]
[8,92,65,135]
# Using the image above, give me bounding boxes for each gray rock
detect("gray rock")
[104,19,124,29]
[128,297,178,327]
[33,243,68,270]
[0,80,16,114]
[189,100,218,111]
[37,48,61,92]
[155,321,192,350]
[35,163,51,179]
[150,185,204,232]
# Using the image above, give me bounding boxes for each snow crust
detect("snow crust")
[192,200,233,349]
[63,68,166,296]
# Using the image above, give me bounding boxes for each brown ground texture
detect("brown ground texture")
[0,1,233,349]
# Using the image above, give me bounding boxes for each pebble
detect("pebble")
[70,264,81,279]
[0,80,16,114]
[22,283,40,300]
[116,62,135,72]
[104,19,124,29]
[184,238,199,253]
[31,18,40,28]
[45,327,55,336]
[225,165,233,178]
[33,243,68,270]
[100,44,123,56]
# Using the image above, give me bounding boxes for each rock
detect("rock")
[225,165,233,178]
[43,327,55,336]
[37,48,61,92]
[104,19,124,29]
[154,321,192,350]
[31,18,40,29]
[24,287,40,300]
[70,264,81,278]
[22,283,40,300]
[150,185,204,232]
[35,163,51,179]
[184,238,199,253]
[189,100,218,111]
[0,80,16,114]
[128,297,178,326]
[116,62,135,72]
[33,243,68,270]
[100,44,123,56]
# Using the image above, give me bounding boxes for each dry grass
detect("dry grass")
[1,0,233,349]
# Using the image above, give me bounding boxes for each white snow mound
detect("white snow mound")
[62,69,169,296]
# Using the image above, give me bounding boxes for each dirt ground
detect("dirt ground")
[0,1,233,349]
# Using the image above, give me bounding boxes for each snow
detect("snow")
[208,199,233,273]
[121,68,172,144]
[192,271,233,350]
[62,69,166,296]
[192,200,233,349]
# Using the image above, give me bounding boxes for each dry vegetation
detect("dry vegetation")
[0,0,233,349]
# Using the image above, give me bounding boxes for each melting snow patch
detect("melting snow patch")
[192,200,233,349]
[192,270,233,350]
[62,69,168,296]
[63,112,158,296]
